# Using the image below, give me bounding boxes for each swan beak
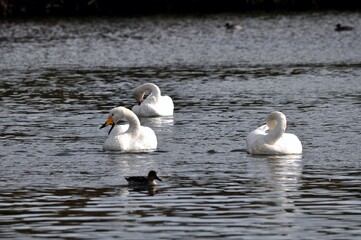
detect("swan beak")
[137,99,145,105]
[136,97,145,105]
[100,116,113,129]
[108,123,115,135]
[100,116,116,135]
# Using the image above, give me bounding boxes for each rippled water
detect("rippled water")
[1,12,361,239]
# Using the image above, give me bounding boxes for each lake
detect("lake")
[0,12,361,239]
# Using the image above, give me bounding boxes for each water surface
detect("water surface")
[0,12,361,239]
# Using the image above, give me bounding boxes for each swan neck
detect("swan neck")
[264,114,286,145]
[141,83,161,97]
[123,109,141,134]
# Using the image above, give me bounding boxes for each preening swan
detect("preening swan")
[100,106,157,151]
[132,83,174,117]
[246,111,302,155]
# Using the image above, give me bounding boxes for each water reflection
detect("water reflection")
[0,187,128,238]
[140,116,174,128]
[127,185,160,196]
[266,156,303,215]
[267,155,303,188]
[244,155,302,210]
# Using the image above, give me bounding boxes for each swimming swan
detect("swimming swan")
[132,83,174,117]
[246,111,302,155]
[100,106,157,151]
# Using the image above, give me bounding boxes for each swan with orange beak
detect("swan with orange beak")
[100,106,157,152]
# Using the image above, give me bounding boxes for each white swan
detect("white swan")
[100,106,157,151]
[131,83,174,117]
[246,111,302,155]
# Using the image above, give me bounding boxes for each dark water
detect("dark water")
[1,12,361,239]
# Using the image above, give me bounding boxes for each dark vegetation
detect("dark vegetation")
[1,0,360,17]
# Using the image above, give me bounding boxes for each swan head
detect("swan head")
[134,83,161,105]
[134,91,145,105]
[266,111,287,131]
[100,107,127,134]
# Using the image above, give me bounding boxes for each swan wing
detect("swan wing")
[132,95,158,117]
[132,95,174,117]
[104,126,157,151]
[246,124,268,153]
[110,124,129,135]
[156,95,174,116]
[133,126,158,150]
[273,133,302,154]
[247,132,302,155]
[131,104,142,116]
[103,124,130,151]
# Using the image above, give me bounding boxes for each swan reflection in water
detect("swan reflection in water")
[247,154,302,212]
[267,155,303,191]
[140,116,174,127]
